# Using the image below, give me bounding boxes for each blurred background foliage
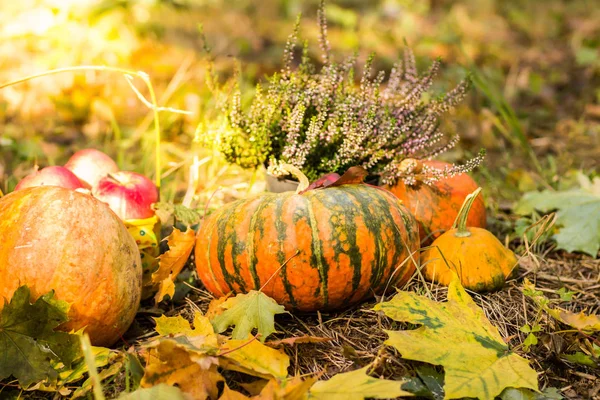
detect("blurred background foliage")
[0,0,599,210]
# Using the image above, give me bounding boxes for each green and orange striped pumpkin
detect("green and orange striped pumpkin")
[195,166,420,311]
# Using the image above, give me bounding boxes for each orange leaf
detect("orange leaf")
[141,339,222,399]
[219,384,252,400]
[205,294,232,320]
[554,309,600,332]
[298,166,368,194]
[152,227,195,304]
[253,376,316,400]
[327,166,368,187]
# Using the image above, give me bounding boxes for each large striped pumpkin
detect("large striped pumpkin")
[195,168,420,311]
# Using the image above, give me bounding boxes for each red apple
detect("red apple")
[65,149,119,189]
[15,166,85,191]
[93,171,158,220]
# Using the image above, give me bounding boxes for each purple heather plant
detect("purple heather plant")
[219,1,484,185]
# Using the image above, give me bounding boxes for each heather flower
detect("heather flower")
[218,0,483,184]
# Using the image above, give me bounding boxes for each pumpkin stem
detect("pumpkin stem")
[276,164,310,194]
[452,187,482,237]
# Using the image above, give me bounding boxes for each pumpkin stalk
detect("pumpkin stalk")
[276,163,310,194]
[451,187,482,237]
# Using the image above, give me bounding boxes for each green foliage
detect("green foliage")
[210,291,287,342]
[515,173,600,256]
[0,286,82,388]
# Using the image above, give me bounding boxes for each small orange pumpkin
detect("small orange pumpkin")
[0,186,142,346]
[385,159,486,243]
[421,188,517,292]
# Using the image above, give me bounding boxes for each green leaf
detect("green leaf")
[117,384,187,400]
[374,278,539,400]
[0,286,82,388]
[515,175,600,256]
[499,387,563,400]
[210,291,287,342]
[556,288,575,302]
[562,352,598,367]
[523,333,538,349]
[309,366,411,400]
[415,365,444,400]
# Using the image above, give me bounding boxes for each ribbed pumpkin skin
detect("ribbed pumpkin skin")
[421,227,517,292]
[195,184,420,311]
[0,186,142,347]
[385,160,486,242]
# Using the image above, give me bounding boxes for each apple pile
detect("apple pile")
[15,149,158,221]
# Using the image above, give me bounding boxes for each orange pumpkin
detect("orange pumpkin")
[195,166,420,311]
[421,188,517,292]
[385,159,486,242]
[0,186,142,346]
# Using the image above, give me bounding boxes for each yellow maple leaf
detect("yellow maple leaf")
[374,278,539,400]
[309,366,411,400]
[154,312,219,348]
[219,336,290,379]
[152,227,196,304]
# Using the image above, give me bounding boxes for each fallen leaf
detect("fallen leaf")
[0,286,81,388]
[254,376,316,400]
[206,294,232,319]
[240,380,269,396]
[522,280,600,333]
[154,312,219,348]
[210,291,287,342]
[117,384,187,400]
[71,360,125,399]
[141,338,223,399]
[219,336,290,379]
[153,228,196,304]
[515,174,600,256]
[220,383,252,399]
[33,346,118,396]
[267,336,332,347]
[499,387,563,400]
[552,309,600,333]
[562,351,598,367]
[304,173,341,191]
[309,366,411,400]
[374,278,539,400]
